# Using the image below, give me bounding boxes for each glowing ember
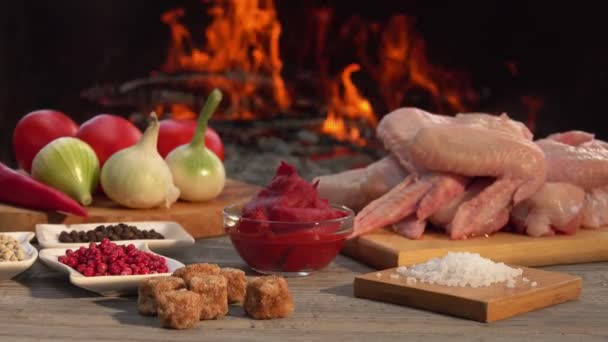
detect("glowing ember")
[322,64,375,146]
[153,103,197,120]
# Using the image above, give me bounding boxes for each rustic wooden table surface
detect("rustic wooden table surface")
[1,237,607,342]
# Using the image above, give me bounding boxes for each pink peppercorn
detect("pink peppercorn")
[96,263,108,274]
[109,264,121,275]
[83,267,95,277]
[66,257,78,268]
[58,238,168,277]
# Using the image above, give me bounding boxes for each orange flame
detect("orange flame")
[322,64,376,145]
[161,0,290,118]
[160,2,477,145]
[321,14,475,145]
[376,15,474,113]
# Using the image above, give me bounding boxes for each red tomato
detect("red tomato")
[76,114,142,166]
[204,126,225,161]
[13,109,79,172]
[157,119,225,160]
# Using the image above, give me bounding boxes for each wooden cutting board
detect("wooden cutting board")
[0,179,260,239]
[354,267,582,322]
[342,228,608,269]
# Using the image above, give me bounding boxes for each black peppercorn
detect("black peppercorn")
[58,223,165,243]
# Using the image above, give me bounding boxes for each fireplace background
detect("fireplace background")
[2,0,608,171]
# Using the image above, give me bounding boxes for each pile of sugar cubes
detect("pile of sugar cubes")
[137,263,294,329]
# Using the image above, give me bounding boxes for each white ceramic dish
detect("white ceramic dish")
[36,221,195,254]
[0,232,38,280]
[38,242,185,296]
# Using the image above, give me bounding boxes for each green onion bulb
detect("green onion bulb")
[32,137,100,206]
[166,89,226,202]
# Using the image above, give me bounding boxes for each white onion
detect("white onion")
[101,113,180,209]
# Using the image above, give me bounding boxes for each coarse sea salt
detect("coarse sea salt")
[395,252,523,288]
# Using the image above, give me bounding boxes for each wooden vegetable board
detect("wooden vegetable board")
[342,228,608,269]
[0,179,260,239]
[354,267,582,322]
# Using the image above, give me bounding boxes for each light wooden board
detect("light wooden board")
[342,228,608,269]
[0,179,259,239]
[354,266,582,322]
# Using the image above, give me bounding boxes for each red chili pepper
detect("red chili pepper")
[0,162,88,217]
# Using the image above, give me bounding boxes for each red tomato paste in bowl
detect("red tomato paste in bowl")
[223,162,353,276]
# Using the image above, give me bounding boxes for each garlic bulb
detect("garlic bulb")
[100,113,180,209]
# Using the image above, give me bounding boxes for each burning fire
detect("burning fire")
[161,0,290,119]
[373,14,474,113]
[155,103,197,121]
[321,14,475,144]
[161,1,476,145]
[322,64,376,145]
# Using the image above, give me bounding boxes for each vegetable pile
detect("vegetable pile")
[2,89,226,215]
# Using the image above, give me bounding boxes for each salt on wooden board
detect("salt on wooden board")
[354,266,582,322]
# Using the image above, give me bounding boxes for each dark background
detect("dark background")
[2,0,608,167]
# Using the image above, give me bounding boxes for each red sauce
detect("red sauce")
[227,161,349,272]
[228,227,347,272]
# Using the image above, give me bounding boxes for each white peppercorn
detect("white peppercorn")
[0,235,27,262]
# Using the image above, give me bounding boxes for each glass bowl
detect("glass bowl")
[223,202,354,276]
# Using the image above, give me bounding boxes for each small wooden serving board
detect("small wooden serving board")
[354,267,582,322]
[0,179,260,239]
[342,228,608,269]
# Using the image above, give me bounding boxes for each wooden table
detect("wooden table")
[1,237,607,342]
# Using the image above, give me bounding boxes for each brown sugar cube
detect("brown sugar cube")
[173,263,221,283]
[244,276,294,319]
[137,276,186,316]
[157,290,202,330]
[187,275,228,320]
[220,267,247,304]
